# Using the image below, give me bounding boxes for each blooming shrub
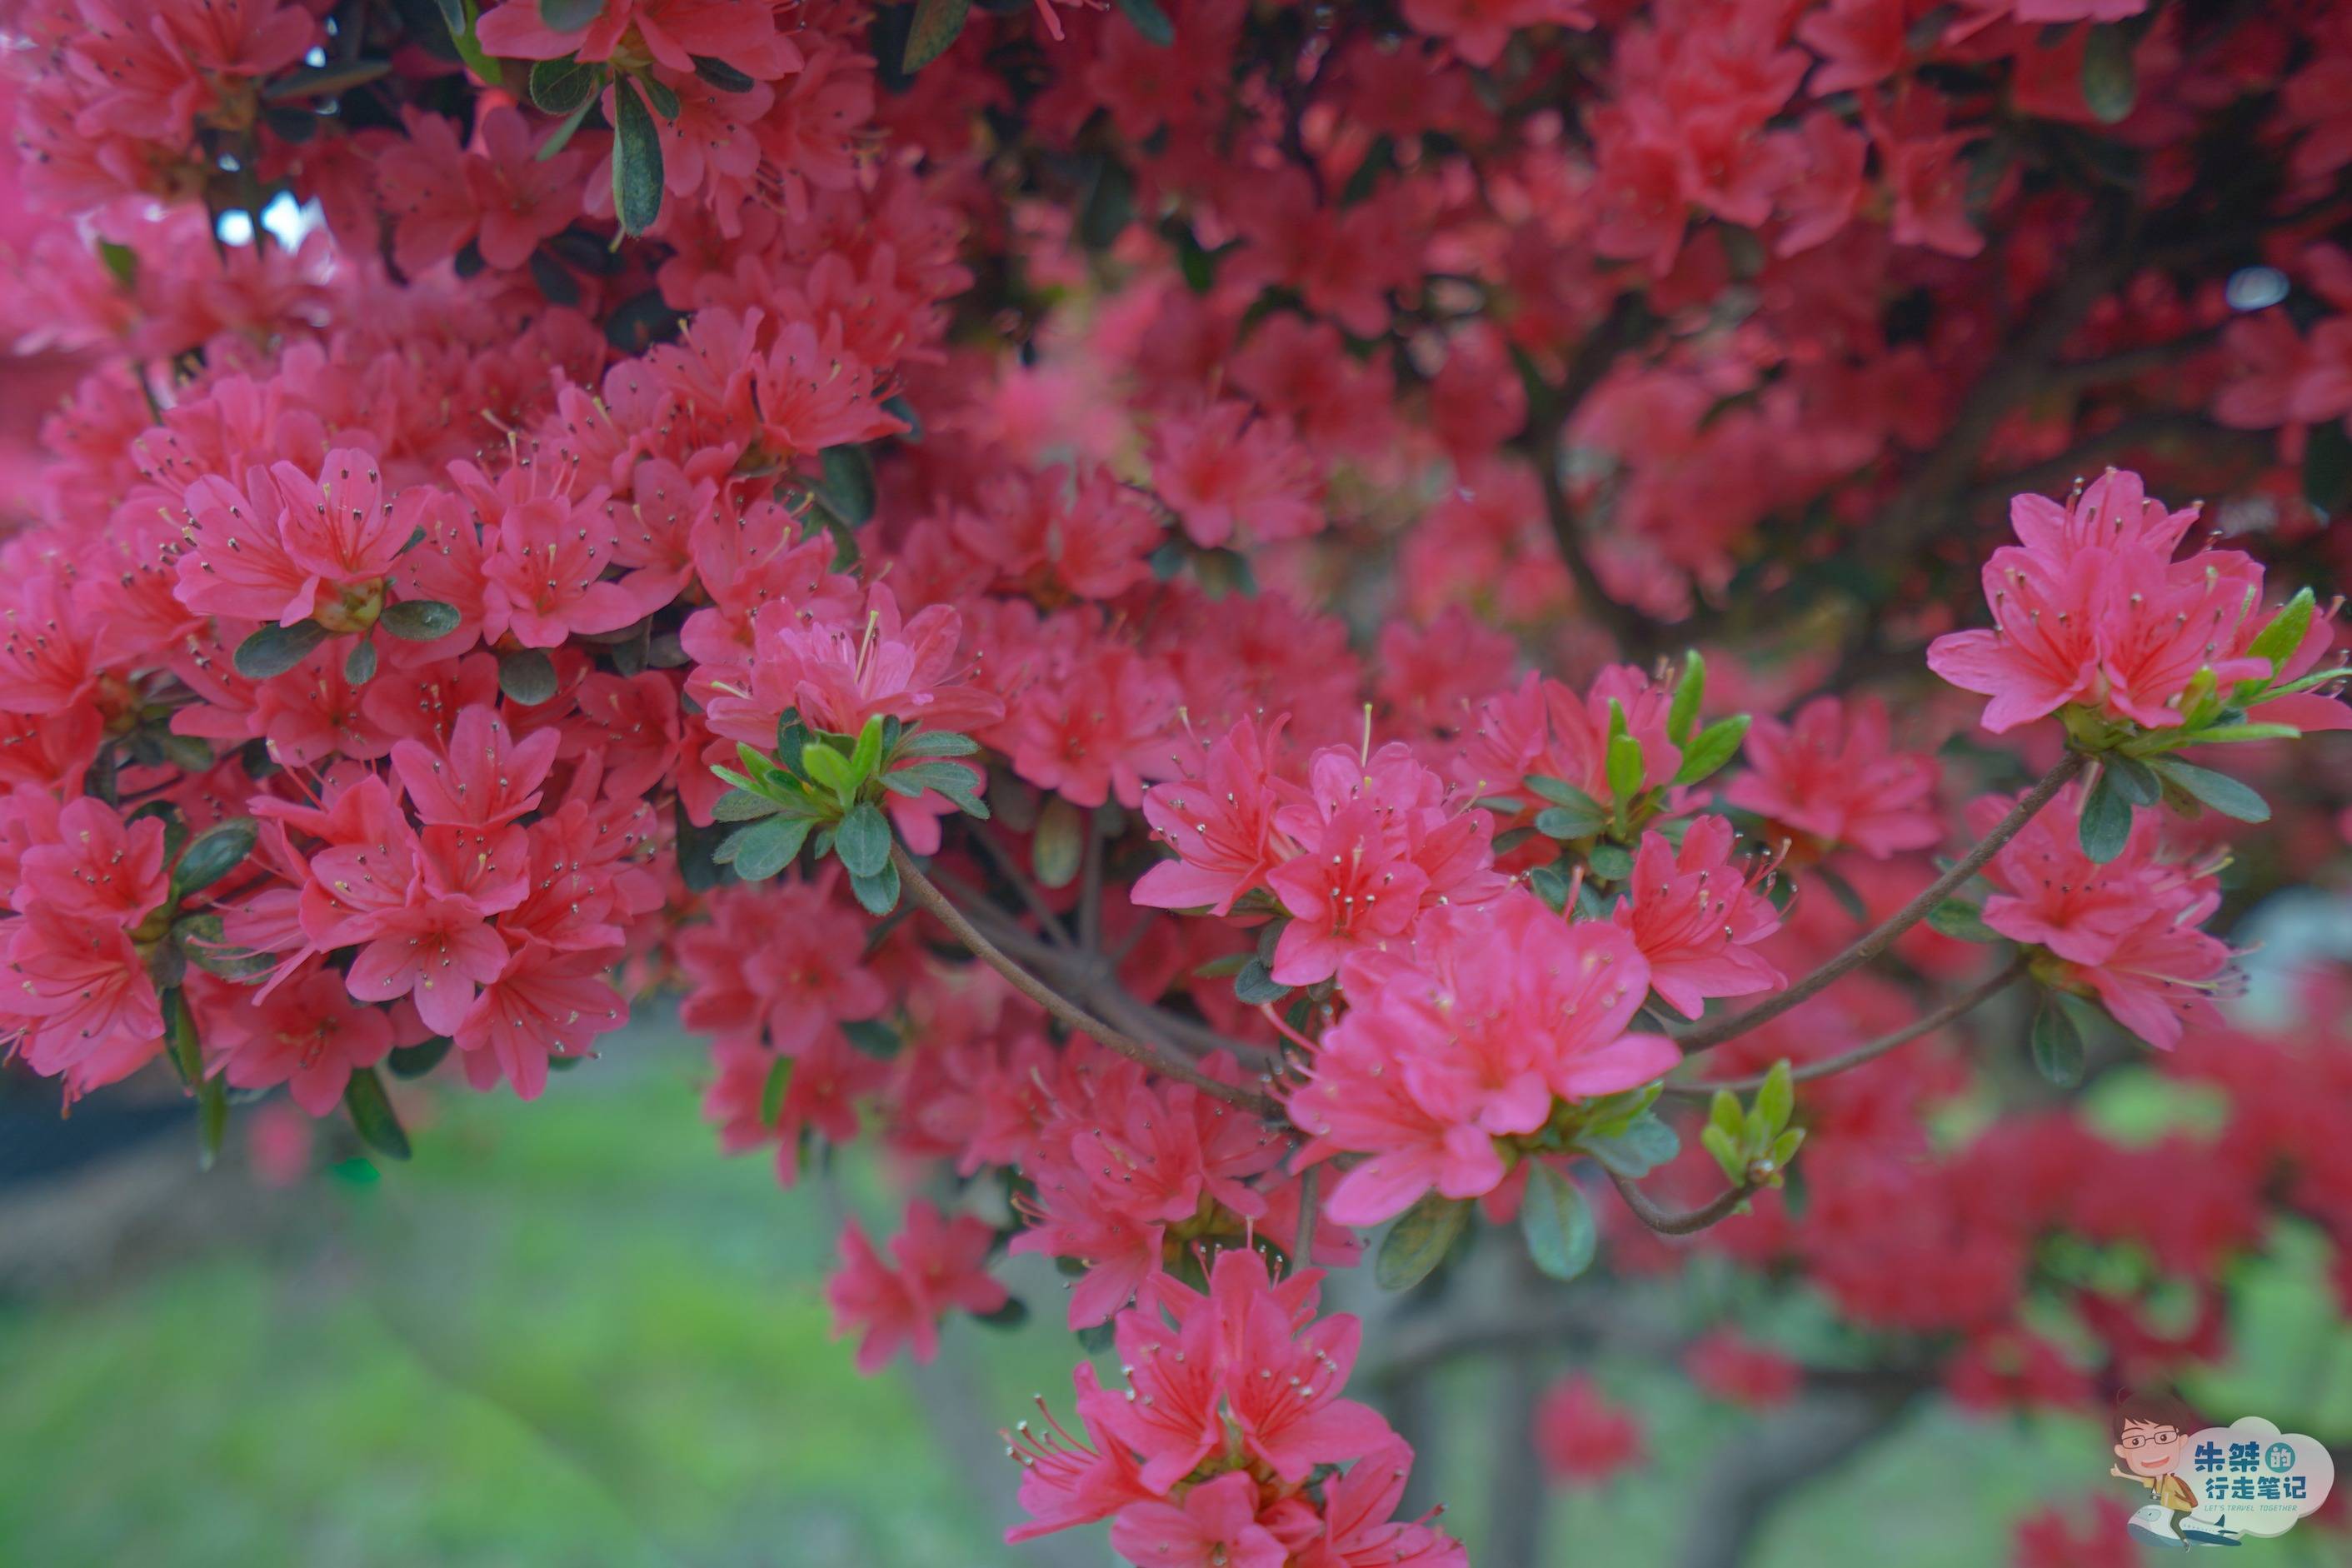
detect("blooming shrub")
[3,0,2351,1560]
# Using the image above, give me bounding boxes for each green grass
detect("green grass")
[2,1044,2346,1567]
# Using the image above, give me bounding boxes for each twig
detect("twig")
[1675,749,2085,1056]
[1292,1162,1318,1269]
[966,826,1072,948]
[1956,411,2275,517]
[1605,1169,1754,1236]
[891,843,1279,1115]
[1673,1391,1921,1568]
[1077,811,1105,952]
[1521,293,1661,659]
[926,879,1279,1066]
[1665,956,2028,1096]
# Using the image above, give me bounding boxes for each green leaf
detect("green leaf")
[172,817,256,901]
[97,238,138,289]
[971,1296,1029,1329]
[387,1036,452,1078]
[436,0,501,87]
[2076,767,2133,863]
[1577,1112,1680,1179]
[2249,587,2316,672]
[2181,722,2301,746]
[835,801,891,877]
[1076,1320,1115,1355]
[541,0,604,32]
[1233,959,1290,1006]
[2305,420,2352,512]
[1708,1088,1744,1142]
[881,761,989,818]
[2030,995,2085,1086]
[1755,1060,1794,1140]
[2150,758,2270,823]
[1520,1163,1597,1281]
[676,798,726,892]
[1668,652,1705,746]
[1765,1126,1805,1175]
[497,647,559,706]
[234,620,330,679]
[342,637,378,687]
[800,741,852,796]
[718,815,811,881]
[1524,776,1606,816]
[1700,1123,1745,1184]
[2080,22,2136,125]
[1112,0,1173,44]
[892,728,979,761]
[610,78,664,236]
[760,1055,793,1123]
[777,710,809,773]
[379,598,460,642]
[849,861,901,916]
[1673,715,1750,786]
[1585,841,1632,881]
[848,712,885,786]
[528,56,602,114]
[1608,733,1646,817]
[2105,753,2160,807]
[1926,900,2000,943]
[816,445,878,527]
[173,916,277,981]
[1375,1191,1470,1291]
[692,54,754,92]
[841,1019,901,1058]
[639,75,680,119]
[1528,861,1572,913]
[711,788,783,822]
[344,1066,412,1161]
[1032,796,1083,889]
[1535,801,1608,840]
[1078,157,1134,250]
[198,1076,228,1171]
[262,58,392,102]
[901,0,971,71]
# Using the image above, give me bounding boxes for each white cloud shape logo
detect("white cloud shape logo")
[2180,1416,2337,1538]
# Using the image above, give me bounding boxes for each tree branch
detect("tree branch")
[1674,1391,1921,1568]
[1675,748,2085,1056]
[1605,1169,1755,1236]
[892,843,1280,1114]
[927,874,1281,1066]
[1665,955,2029,1096]
[1521,293,1665,660]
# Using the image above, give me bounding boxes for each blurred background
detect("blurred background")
[6,985,2349,1568]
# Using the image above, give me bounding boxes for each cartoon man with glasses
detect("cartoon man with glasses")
[2111,1391,2241,1550]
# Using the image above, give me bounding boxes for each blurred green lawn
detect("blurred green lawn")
[2,1028,2346,1568]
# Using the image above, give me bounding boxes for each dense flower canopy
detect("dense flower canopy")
[3,0,2351,1560]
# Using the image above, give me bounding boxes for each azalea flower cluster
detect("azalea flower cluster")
[1928,470,2346,739]
[1006,1249,1462,1568]
[4,0,2351,1558]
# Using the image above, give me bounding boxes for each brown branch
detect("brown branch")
[1522,293,1664,659]
[1957,410,2276,517]
[966,826,1073,949]
[926,874,1280,1066]
[1675,749,2086,1056]
[1292,1162,1319,1268]
[1605,1169,1754,1236]
[1665,955,2029,1097]
[891,843,1280,1114]
[2040,324,2225,395]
